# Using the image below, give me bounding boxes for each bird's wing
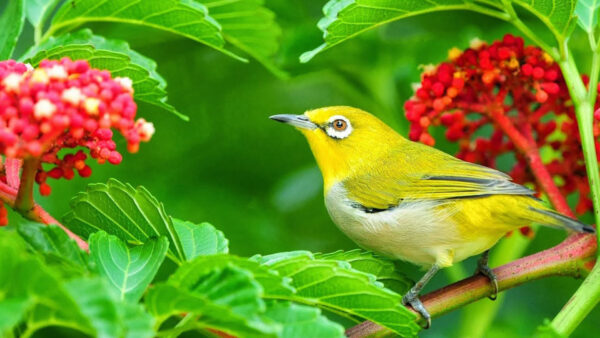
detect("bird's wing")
[343,142,534,210]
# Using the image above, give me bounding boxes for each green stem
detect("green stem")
[549,50,600,336]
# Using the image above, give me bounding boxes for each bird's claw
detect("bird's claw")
[475,263,498,300]
[402,290,431,329]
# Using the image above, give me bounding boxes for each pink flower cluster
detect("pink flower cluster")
[0,58,154,197]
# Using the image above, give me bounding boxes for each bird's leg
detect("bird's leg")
[475,249,498,300]
[402,264,439,329]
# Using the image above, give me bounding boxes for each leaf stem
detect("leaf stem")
[346,233,597,337]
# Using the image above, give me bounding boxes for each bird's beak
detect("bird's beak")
[269,114,317,130]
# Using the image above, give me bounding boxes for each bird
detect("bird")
[270,106,595,327]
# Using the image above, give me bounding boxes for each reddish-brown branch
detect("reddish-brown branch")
[346,233,597,337]
[0,179,88,251]
[491,109,574,216]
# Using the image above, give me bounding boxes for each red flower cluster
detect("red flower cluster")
[0,58,154,197]
[404,34,596,215]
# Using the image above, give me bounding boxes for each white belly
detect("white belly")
[325,184,492,267]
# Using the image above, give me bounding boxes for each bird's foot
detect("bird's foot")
[402,290,431,329]
[475,262,498,300]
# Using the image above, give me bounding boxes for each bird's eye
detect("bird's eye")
[333,119,347,131]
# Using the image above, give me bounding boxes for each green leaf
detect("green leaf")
[252,251,420,337]
[24,0,61,28]
[316,249,413,295]
[575,0,599,32]
[65,277,155,338]
[17,222,89,273]
[0,297,31,333]
[0,0,25,59]
[146,265,280,337]
[45,0,245,61]
[202,0,284,76]
[300,0,482,62]
[22,29,188,120]
[513,0,577,39]
[65,278,121,338]
[0,232,91,334]
[63,179,185,264]
[172,218,229,261]
[169,254,295,298]
[264,301,345,338]
[89,231,169,302]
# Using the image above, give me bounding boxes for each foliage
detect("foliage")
[1,0,600,337]
[1,180,413,337]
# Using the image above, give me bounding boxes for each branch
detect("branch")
[14,157,40,214]
[346,233,597,337]
[0,179,88,251]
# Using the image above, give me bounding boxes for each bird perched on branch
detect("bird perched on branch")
[270,106,595,327]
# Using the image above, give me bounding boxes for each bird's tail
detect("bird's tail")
[529,207,596,234]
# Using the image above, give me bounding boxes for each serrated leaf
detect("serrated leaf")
[24,0,61,28]
[45,0,245,61]
[17,222,89,273]
[89,231,168,302]
[172,218,229,261]
[146,265,280,337]
[0,0,25,59]
[202,0,284,76]
[264,301,345,338]
[316,249,413,295]
[575,0,600,32]
[300,0,480,62]
[252,251,421,337]
[22,29,188,120]
[63,179,185,264]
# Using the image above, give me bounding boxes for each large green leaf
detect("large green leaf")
[202,0,283,75]
[146,265,280,337]
[300,0,483,62]
[252,251,421,337]
[574,0,599,32]
[22,29,187,120]
[89,231,169,302]
[17,222,89,274]
[316,249,413,295]
[264,301,345,338]
[44,0,244,61]
[513,0,577,38]
[63,179,185,264]
[24,0,61,29]
[0,0,25,59]
[172,218,229,261]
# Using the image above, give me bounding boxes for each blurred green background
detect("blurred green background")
[12,1,599,337]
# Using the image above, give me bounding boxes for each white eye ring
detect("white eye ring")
[325,115,352,139]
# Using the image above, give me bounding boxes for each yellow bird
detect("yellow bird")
[270,106,594,327]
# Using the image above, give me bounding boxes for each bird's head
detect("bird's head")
[270,106,403,189]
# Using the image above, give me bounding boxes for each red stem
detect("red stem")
[0,177,88,251]
[491,109,575,216]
